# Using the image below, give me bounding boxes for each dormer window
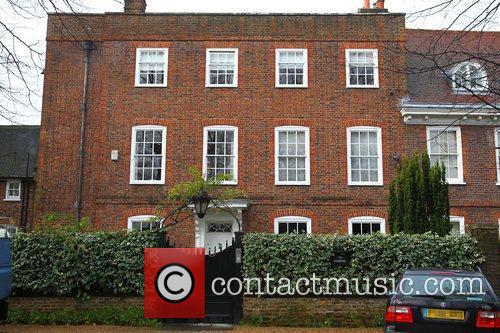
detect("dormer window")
[452,62,488,93]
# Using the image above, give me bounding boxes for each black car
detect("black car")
[384,269,499,333]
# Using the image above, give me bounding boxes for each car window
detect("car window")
[398,273,496,302]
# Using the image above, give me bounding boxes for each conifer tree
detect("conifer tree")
[388,152,451,235]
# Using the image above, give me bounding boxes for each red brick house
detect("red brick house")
[403,29,499,236]
[34,0,499,247]
[0,126,39,230]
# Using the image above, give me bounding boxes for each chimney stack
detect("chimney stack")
[124,0,147,14]
[358,0,388,13]
[375,0,385,9]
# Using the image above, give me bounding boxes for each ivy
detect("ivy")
[243,233,484,290]
[11,230,163,299]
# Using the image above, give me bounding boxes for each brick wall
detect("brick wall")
[470,224,500,293]
[8,296,385,327]
[8,296,143,312]
[244,297,386,327]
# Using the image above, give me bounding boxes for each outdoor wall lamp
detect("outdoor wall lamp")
[192,192,211,219]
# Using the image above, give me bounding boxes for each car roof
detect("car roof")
[403,268,484,276]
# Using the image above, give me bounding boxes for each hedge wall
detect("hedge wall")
[12,230,162,298]
[243,233,484,287]
[12,231,484,298]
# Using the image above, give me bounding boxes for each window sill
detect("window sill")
[3,198,20,202]
[220,182,238,186]
[346,85,380,89]
[134,84,168,88]
[129,181,165,185]
[275,182,310,186]
[348,182,383,187]
[452,89,488,95]
[447,181,467,186]
[496,182,500,186]
[205,85,238,88]
[275,85,308,89]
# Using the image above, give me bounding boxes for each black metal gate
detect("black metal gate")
[161,232,243,325]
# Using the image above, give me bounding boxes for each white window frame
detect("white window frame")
[205,48,238,88]
[348,216,386,235]
[275,49,308,88]
[4,179,21,201]
[495,128,500,185]
[134,48,169,87]
[426,126,465,185]
[450,216,465,235]
[202,125,238,185]
[275,126,311,186]
[451,61,488,93]
[345,49,379,88]
[129,125,167,185]
[347,126,383,186]
[274,216,312,234]
[127,215,158,231]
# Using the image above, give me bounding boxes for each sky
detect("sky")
[0,0,497,125]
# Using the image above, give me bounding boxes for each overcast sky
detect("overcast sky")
[0,0,497,125]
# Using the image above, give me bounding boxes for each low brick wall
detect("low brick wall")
[9,296,385,327]
[243,297,386,327]
[8,296,143,312]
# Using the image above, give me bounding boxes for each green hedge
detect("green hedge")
[243,233,484,286]
[12,230,162,298]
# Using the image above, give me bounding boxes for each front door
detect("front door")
[195,207,244,253]
[205,221,233,252]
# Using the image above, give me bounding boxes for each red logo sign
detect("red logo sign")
[144,248,205,318]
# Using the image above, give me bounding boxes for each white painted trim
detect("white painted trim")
[275,49,308,88]
[195,209,243,250]
[274,126,311,186]
[450,216,465,235]
[129,125,167,185]
[400,103,499,126]
[134,48,168,87]
[274,216,312,234]
[4,179,21,201]
[495,128,500,184]
[345,49,379,89]
[451,61,488,93]
[426,126,465,185]
[127,215,157,230]
[205,48,238,88]
[202,125,238,185]
[346,126,383,186]
[348,216,386,235]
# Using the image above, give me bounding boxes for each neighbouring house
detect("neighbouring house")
[404,29,500,235]
[34,0,499,248]
[0,126,40,229]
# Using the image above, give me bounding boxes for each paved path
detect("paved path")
[0,325,381,333]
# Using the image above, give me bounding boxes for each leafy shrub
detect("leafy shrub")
[4,306,162,327]
[12,230,163,298]
[243,233,484,290]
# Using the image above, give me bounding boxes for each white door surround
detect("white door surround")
[194,200,249,251]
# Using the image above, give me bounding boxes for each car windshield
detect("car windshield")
[398,273,495,301]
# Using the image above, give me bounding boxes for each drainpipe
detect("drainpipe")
[20,153,30,228]
[76,40,93,222]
